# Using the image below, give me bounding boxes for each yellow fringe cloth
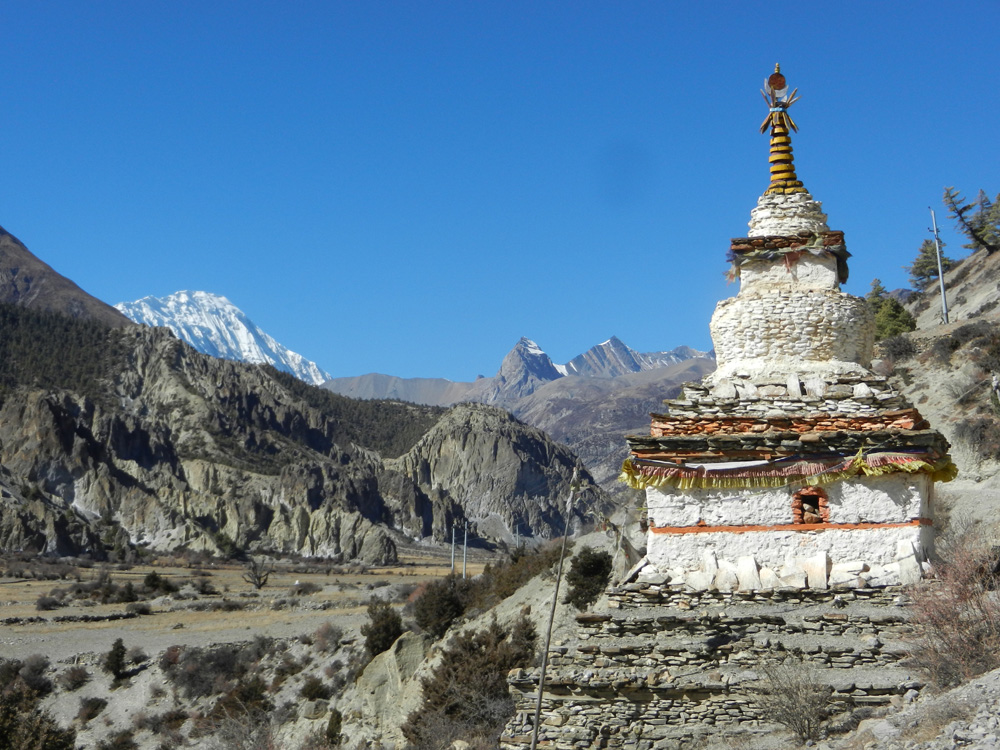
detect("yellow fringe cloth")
[619,451,958,491]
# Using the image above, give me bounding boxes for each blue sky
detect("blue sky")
[1,2,997,380]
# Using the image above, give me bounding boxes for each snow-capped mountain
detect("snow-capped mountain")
[114,291,332,386]
[564,336,712,378]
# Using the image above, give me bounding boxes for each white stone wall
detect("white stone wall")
[739,253,839,292]
[710,288,874,378]
[748,192,829,237]
[646,474,929,528]
[645,474,933,589]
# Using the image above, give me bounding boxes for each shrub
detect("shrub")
[563,547,613,610]
[18,654,53,695]
[97,730,138,750]
[909,524,1000,686]
[326,708,343,746]
[35,595,61,611]
[289,581,322,596]
[57,665,90,691]
[299,675,332,701]
[361,599,403,657]
[312,622,343,653]
[126,646,147,665]
[77,696,108,724]
[402,615,536,749]
[104,638,127,680]
[880,335,917,361]
[0,682,76,749]
[753,660,840,741]
[414,575,466,639]
[242,557,273,590]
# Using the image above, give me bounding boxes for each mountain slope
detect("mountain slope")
[0,226,132,328]
[115,290,332,385]
[0,302,603,560]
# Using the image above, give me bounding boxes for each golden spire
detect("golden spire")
[759,64,806,195]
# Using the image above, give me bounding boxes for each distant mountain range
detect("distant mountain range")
[325,336,713,406]
[115,291,332,386]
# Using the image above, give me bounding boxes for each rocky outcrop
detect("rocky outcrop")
[0,318,603,560]
[387,403,607,542]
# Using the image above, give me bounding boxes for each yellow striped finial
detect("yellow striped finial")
[759,64,806,195]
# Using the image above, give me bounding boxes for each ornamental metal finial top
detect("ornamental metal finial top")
[759,63,806,195]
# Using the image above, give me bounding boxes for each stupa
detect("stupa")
[500,67,957,749]
[620,64,956,591]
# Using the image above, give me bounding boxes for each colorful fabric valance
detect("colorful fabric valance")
[619,450,957,491]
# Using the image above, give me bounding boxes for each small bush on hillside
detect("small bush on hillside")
[414,575,467,639]
[97,730,138,750]
[910,524,1000,686]
[18,654,53,695]
[326,708,343,746]
[753,659,841,741]
[402,615,536,749]
[312,622,343,653]
[162,642,269,699]
[563,547,613,610]
[361,599,403,657]
[0,681,76,749]
[880,335,917,361]
[77,696,108,724]
[57,665,90,691]
[299,675,333,701]
[953,417,1000,461]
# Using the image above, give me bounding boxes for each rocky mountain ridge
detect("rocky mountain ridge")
[0,226,131,328]
[0,302,605,562]
[115,290,332,386]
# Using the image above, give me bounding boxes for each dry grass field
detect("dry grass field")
[0,546,493,664]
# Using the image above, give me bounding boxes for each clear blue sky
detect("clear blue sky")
[1,2,997,380]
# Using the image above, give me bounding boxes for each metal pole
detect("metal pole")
[462,522,468,579]
[930,208,950,324]
[451,526,456,574]
[530,469,579,750]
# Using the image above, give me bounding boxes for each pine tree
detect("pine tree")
[944,187,1000,255]
[866,279,916,341]
[906,240,955,292]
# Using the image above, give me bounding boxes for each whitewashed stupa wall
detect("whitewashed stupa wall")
[647,473,930,529]
[647,525,932,585]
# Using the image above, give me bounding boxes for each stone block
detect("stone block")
[865,563,900,587]
[759,567,780,590]
[777,571,807,589]
[802,552,830,589]
[897,550,923,585]
[702,549,719,575]
[786,374,803,398]
[685,570,715,592]
[714,567,739,593]
[829,561,869,588]
[623,557,650,583]
[712,380,738,400]
[735,556,762,591]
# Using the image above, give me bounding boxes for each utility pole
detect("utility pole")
[451,525,456,574]
[530,469,580,750]
[930,208,950,324]
[462,522,468,579]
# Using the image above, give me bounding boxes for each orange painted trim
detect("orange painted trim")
[650,519,932,535]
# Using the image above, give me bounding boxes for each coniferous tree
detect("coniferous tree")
[866,279,916,341]
[944,187,1000,255]
[906,240,955,292]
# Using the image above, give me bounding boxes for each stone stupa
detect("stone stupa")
[620,64,955,592]
[501,66,956,749]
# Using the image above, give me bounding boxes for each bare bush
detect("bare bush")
[312,622,343,653]
[243,558,274,590]
[57,665,91,691]
[77,696,108,724]
[909,524,1000,686]
[753,659,840,741]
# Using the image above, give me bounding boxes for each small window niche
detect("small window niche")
[792,485,829,525]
